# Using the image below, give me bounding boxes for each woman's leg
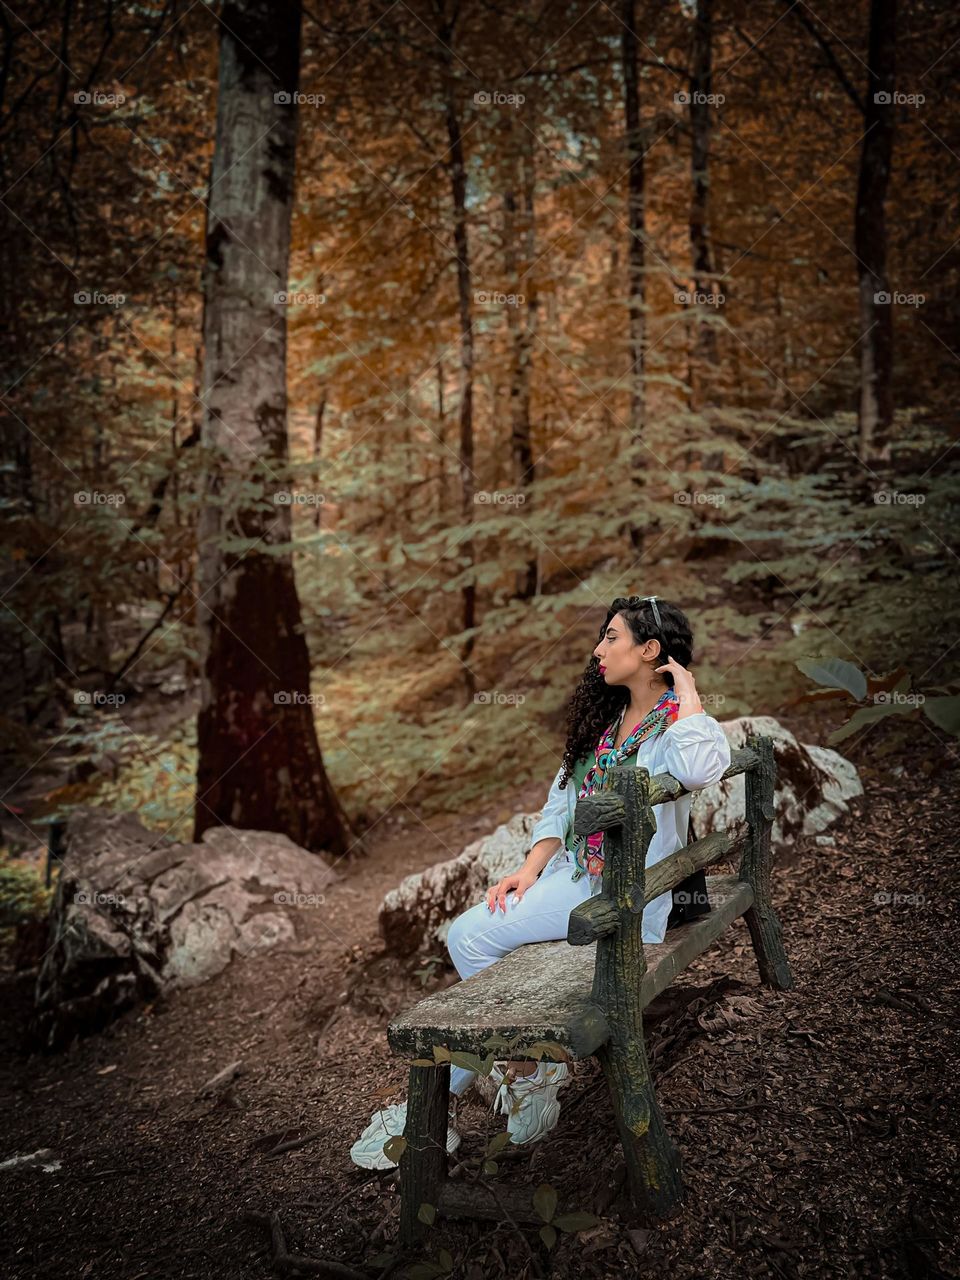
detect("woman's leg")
[445,865,596,1094]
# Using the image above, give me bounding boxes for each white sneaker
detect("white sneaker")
[489,1060,569,1145]
[349,1099,461,1170]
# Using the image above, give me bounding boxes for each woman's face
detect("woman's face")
[593,612,660,685]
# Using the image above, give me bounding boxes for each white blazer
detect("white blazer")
[529,710,732,944]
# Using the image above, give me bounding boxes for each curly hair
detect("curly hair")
[557,597,695,789]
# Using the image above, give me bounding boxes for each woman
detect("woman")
[350,595,731,1170]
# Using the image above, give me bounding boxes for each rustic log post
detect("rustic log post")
[590,764,683,1220]
[398,1062,450,1246]
[739,734,794,990]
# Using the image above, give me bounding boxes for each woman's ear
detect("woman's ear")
[643,637,662,662]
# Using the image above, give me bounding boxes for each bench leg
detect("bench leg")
[597,1035,683,1221]
[742,733,794,991]
[743,901,793,990]
[398,1062,450,1247]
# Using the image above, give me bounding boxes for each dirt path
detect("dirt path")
[1,733,957,1280]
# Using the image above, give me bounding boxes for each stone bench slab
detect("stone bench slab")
[387,874,754,1060]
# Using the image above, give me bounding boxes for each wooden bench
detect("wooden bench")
[386,732,793,1244]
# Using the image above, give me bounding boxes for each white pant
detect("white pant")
[443,853,599,1095]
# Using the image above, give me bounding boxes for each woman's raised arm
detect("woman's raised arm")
[659,711,731,791]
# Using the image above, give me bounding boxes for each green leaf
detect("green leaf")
[438,1249,454,1272]
[431,1045,451,1062]
[383,1135,406,1162]
[482,1159,498,1175]
[796,657,867,701]
[554,1211,601,1233]
[533,1182,558,1223]
[417,1201,437,1225]
[520,1040,569,1062]
[482,1033,520,1051]
[486,1131,512,1156]
[826,701,913,744]
[450,1051,487,1073]
[923,695,960,736]
[539,1224,557,1249]
[365,1251,395,1269]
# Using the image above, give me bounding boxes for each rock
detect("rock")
[32,807,339,1050]
[0,1149,62,1173]
[378,716,862,957]
[379,812,539,958]
[689,716,864,852]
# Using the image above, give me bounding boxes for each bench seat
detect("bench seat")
[387,873,754,1061]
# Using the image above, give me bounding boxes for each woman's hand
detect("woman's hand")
[654,655,704,718]
[486,866,539,913]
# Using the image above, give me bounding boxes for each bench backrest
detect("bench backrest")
[566,733,776,1003]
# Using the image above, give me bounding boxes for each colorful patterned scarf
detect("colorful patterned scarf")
[570,688,680,882]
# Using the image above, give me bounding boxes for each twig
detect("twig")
[243,1210,368,1279]
[265,1131,325,1157]
[108,584,187,690]
[196,1060,244,1099]
[486,1182,543,1279]
[663,1103,783,1115]
[368,1201,397,1245]
[875,988,931,1015]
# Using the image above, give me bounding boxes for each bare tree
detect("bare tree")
[194,0,356,855]
[785,0,897,462]
[622,0,647,553]
[688,0,719,403]
[855,0,896,462]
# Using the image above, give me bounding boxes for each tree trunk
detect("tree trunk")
[622,0,647,554]
[855,0,896,463]
[435,358,447,517]
[502,116,538,600]
[313,393,326,531]
[194,0,355,857]
[688,0,718,406]
[441,38,477,697]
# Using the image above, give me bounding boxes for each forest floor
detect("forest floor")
[1,709,958,1280]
